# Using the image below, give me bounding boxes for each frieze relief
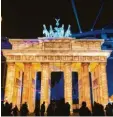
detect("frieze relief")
[6,55,107,62]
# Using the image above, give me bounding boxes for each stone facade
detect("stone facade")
[2,38,111,112]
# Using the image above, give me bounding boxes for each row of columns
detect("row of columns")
[4,63,36,112]
[91,63,109,106]
[4,62,109,112]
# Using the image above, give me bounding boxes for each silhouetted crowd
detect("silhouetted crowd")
[79,101,113,116]
[1,101,19,116]
[1,99,113,116]
[35,99,71,116]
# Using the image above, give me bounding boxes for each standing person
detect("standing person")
[12,105,19,116]
[20,102,29,116]
[47,103,52,116]
[9,103,13,116]
[1,101,5,116]
[4,102,10,116]
[105,103,113,116]
[34,104,40,116]
[92,102,100,116]
[65,102,70,116]
[112,103,113,116]
[40,101,45,116]
[98,104,105,116]
[79,101,91,116]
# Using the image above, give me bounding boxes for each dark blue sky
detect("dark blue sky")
[107,59,113,96]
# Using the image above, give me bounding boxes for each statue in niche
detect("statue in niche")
[65,25,72,37]
[43,24,49,37]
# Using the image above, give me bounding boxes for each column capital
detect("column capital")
[81,62,90,66]
[23,63,32,69]
[99,62,107,66]
[23,62,32,65]
[41,62,49,66]
[7,62,15,65]
[63,62,72,65]
[63,62,72,72]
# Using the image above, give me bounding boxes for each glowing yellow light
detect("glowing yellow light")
[5,63,15,103]
[40,63,50,111]
[64,63,72,112]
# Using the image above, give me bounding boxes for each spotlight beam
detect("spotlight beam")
[72,29,113,38]
[91,0,104,30]
[71,0,82,33]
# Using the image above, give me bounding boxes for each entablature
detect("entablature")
[2,49,111,57]
[1,55,109,63]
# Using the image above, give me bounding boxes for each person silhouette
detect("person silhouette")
[1,101,4,116]
[4,102,10,116]
[112,103,113,115]
[34,103,40,116]
[40,101,45,116]
[47,103,53,116]
[105,103,113,116]
[79,101,91,116]
[9,103,13,116]
[12,105,18,116]
[65,102,70,116]
[20,102,29,116]
[92,101,99,116]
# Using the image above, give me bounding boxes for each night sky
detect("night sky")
[1,0,113,38]
[1,0,113,98]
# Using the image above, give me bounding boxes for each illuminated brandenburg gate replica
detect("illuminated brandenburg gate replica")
[2,38,111,112]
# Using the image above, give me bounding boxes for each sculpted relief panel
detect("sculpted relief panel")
[44,42,71,50]
[72,41,101,50]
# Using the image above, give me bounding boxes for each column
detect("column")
[78,63,84,107]
[40,62,50,111]
[64,63,72,112]
[4,62,15,103]
[91,64,100,103]
[28,69,36,112]
[22,63,32,111]
[12,66,20,106]
[98,62,108,106]
[16,71,23,109]
[81,63,91,110]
